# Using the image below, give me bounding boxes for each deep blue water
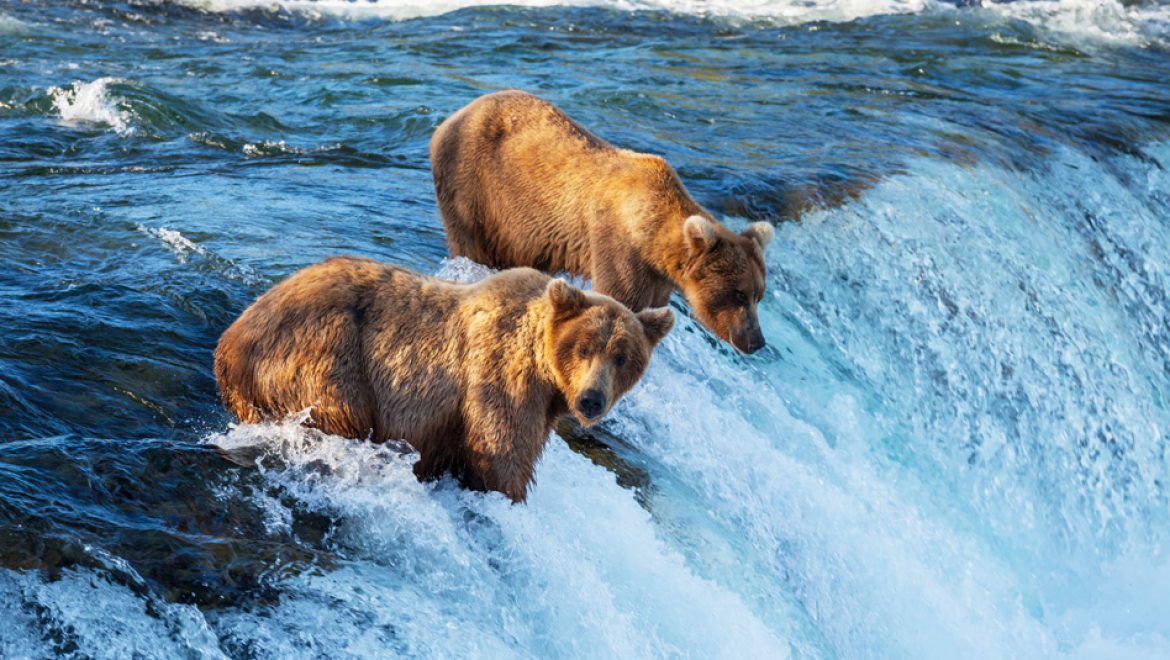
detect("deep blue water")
[2,1,1170,657]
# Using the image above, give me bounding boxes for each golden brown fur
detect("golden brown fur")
[431,90,774,353]
[214,256,673,502]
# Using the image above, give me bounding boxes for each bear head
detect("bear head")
[678,215,773,354]
[545,279,674,426]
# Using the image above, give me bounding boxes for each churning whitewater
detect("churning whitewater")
[1,0,1169,658]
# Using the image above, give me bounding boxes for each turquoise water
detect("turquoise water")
[2,1,1170,657]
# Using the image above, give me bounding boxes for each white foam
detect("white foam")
[434,256,590,291]
[981,0,1170,49]
[614,339,1060,656]
[136,224,266,285]
[159,0,1170,48]
[202,415,791,657]
[240,140,342,158]
[168,0,927,23]
[195,30,230,43]
[601,141,1170,656]
[49,77,134,136]
[0,13,28,34]
[638,0,930,23]
[434,255,496,283]
[0,568,224,659]
[137,224,209,264]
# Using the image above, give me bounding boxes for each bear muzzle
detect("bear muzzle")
[576,388,607,421]
[731,323,766,355]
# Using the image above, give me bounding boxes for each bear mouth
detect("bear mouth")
[729,331,764,355]
[574,408,604,425]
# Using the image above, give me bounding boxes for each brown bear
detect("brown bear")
[430,90,774,354]
[213,256,673,503]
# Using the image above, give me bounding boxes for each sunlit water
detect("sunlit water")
[2,1,1169,657]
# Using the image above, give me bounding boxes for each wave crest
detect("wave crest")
[160,0,1170,48]
[49,77,134,136]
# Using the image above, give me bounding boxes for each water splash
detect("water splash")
[138,225,209,264]
[49,78,134,136]
[0,568,224,659]
[435,256,495,283]
[161,0,1170,48]
[202,415,792,658]
[982,0,1170,49]
[610,141,1170,657]
[0,13,29,34]
[166,0,928,23]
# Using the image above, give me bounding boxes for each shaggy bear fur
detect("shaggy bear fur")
[431,90,773,353]
[214,256,673,502]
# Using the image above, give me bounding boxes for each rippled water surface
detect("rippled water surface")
[2,0,1170,657]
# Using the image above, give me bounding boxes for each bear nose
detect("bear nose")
[743,334,766,354]
[576,389,606,419]
[735,328,766,354]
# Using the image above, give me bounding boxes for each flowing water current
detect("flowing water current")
[2,1,1170,657]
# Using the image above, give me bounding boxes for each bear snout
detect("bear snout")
[732,325,766,355]
[576,389,607,420]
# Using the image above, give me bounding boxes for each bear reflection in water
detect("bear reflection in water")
[215,256,673,502]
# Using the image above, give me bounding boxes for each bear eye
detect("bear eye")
[614,353,627,368]
[577,345,591,359]
[732,291,748,306]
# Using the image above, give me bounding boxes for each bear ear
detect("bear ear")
[683,215,716,255]
[742,221,774,249]
[546,278,587,319]
[637,307,675,346]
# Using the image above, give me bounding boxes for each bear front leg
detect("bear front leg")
[445,222,499,267]
[465,442,531,503]
[462,415,542,503]
[648,283,673,309]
